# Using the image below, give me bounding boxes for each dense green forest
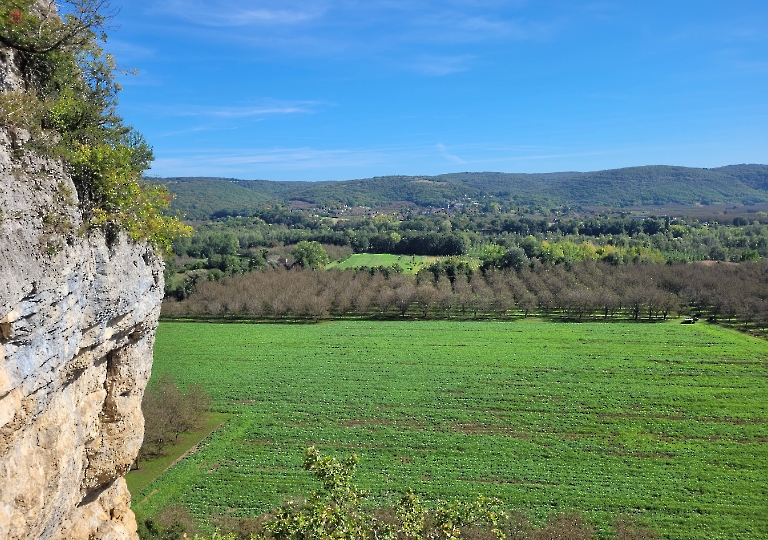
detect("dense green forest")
[155,164,768,220]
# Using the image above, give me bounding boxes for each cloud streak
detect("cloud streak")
[436,143,466,164]
[150,146,390,177]
[409,55,475,76]
[148,142,606,179]
[148,100,326,119]
[150,0,326,27]
[405,12,558,44]
[144,0,561,65]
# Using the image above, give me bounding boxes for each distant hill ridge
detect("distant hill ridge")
[154,164,768,220]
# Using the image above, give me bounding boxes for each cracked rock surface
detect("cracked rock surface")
[0,108,162,536]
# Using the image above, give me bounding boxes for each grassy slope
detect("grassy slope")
[127,412,229,499]
[135,320,768,539]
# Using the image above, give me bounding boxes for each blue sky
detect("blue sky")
[109,1,768,181]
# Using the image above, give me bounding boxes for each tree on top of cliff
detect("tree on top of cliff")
[0,0,190,254]
[0,1,111,55]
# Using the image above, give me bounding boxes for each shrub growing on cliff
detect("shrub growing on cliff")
[0,0,190,253]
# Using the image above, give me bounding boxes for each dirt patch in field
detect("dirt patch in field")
[698,359,763,366]
[342,418,395,427]
[324,442,391,450]
[697,417,766,424]
[452,422,502,435]
[448,422,536,440]
[341,418,427,431]
[606,451,676,459]
[462,477,556,486]
[654,433,768,444]
[598,412,686,421]
[249,438,274,446]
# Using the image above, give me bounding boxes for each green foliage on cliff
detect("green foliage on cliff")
[0,0,190,253]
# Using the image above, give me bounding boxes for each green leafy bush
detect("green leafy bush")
[262,447,506,540]
[291,241,330,269]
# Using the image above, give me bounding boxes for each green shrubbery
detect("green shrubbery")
[291,241,330,269]
[0,0,189,253]
[263,447,506,540]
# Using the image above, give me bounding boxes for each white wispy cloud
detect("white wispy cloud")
[733,58,768,74]
[150,146,392,177]
[149,0,326,27]
[405,11,558,44]
[106,39,156,60]
[147,144,621,180]
[144,0,560,62]
[178,8,322,27]
[436,143,466,164]
[156,126,217,138]
[193,105,313,118]
[409,55,474,76]
[149,142,596,178]
[150,100,326,118]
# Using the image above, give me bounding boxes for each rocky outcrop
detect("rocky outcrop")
[0,46,22,93]
[0,112,162,537]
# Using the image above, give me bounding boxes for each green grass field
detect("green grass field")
[127,412,229,498]
[326,253,446,273]
[134,320,768,539]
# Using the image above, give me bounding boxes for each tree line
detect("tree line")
[163,210,768,301]
[161,261,768,332]
[173,212,768,262]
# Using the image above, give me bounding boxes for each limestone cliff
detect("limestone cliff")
[0,52,162,540]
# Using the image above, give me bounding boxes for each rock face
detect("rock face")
[0,55,162,539]
[0,44,23,93]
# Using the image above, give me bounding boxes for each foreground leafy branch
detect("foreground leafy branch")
[138,447,658,540]
[263,447,506,540]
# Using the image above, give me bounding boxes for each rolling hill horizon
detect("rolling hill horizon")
[153,163,768,220]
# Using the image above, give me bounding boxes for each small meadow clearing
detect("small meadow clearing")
[134,320,768,539]
[326,253,458,273]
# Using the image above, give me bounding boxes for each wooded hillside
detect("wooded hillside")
[156,164,768,220]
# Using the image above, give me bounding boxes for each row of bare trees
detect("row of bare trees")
[161,261,768,328]
[138,374,211,466]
